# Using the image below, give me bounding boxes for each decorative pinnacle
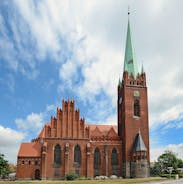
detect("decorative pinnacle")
[141,63,144,73]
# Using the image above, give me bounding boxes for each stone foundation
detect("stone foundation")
[130,160,149,178]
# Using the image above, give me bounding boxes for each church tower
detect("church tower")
[118,13,150,178]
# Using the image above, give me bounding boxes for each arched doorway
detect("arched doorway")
[35,169,40,180]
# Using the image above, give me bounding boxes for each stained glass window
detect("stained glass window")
[94,148,101,169]
[111,148,118,166]
[74,145,81,165]
[54,144,61,166]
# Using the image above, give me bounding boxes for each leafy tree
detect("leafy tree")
[151,150,183,176]
[158,150,178,173]
[150,162,162,176]
[0,154,11,178]
[177,158,183,168]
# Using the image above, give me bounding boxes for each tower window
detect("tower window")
[54,144,61,167]
[134,99,140,117]
[74,145,81,166]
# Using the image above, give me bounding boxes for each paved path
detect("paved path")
[144,179,183,184]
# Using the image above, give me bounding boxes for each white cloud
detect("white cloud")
[147,0,166,16]
[14,0,74,59]
[15,0,183,127]
[0,4,40,80]
[15,112,44,131]
[59,60,77,80]
[0,125,25,164]
[151,143,183,162]
[88,114,117,126]
[46,104,56,112]
[14,0,123,102]
[9,0,183,155]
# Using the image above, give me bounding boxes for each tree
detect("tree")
[0,154,10,178]
[150,162,162,176]
[158,150,178,173]
[151,150,183,176]
[177,158,183,168]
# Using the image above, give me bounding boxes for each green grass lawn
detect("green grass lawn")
[0,177,168,184]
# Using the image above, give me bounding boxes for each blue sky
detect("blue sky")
[0,0,183,163]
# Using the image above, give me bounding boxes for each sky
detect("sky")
[0,0,183,164]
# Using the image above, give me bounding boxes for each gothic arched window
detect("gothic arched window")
[94,148,101,169]
[111,148,118,166]
[74,145,81,165]
[134,99,140,117]
[54,144,61,166]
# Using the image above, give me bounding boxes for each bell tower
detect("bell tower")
[118,12,149,178]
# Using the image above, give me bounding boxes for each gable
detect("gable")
[91,126,102,137]
[107,127,118,137]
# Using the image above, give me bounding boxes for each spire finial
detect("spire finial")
[128,6,130,16]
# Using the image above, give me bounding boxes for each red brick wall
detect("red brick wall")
[16,157,41,179]
[40,139,122,179]
[118,72,149,163]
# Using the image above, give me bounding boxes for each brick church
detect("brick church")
[16,15,150,179]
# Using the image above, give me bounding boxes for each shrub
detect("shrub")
[66,172,78,180]
[179,173,183,178]
[161,173,177,178]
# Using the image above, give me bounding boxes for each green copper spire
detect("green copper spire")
[123,12,139,78]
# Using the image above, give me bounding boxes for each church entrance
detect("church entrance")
[35,169,40,180]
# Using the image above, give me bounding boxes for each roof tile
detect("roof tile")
[18,142,41,157]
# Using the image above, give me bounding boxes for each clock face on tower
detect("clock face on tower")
[119,97,122,104]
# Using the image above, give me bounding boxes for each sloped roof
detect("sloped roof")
[107,127,117,137]
[87,124,118,136]
[132,132,147,152]
[37,123,118,138]
[18,142,41,157]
